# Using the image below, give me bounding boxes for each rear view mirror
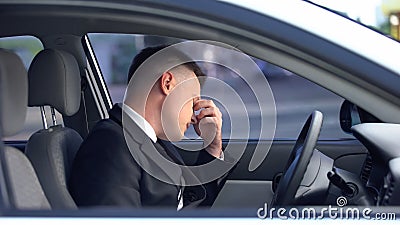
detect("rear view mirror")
[340,100,361,134]
[340,100,380,134]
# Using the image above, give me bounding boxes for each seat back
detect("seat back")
[0,49,50,209]
[3,147,51,209]
[25,49,82,209]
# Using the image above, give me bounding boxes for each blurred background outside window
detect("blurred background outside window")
[2,0,399,141]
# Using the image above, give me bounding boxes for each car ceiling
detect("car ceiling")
[1,0,400,124]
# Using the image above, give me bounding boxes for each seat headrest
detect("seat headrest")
[28,49,81,116]
[0,49,28,137]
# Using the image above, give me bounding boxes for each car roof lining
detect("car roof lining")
[1,1,400,123]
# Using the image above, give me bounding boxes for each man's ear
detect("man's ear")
[160,71,175,95]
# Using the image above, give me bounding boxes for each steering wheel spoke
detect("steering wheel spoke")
[272,111,323,206]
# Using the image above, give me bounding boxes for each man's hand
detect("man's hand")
[193,99,223,158]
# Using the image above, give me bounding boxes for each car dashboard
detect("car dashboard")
[352,123,400,206]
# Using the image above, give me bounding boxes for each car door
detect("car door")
[1,0,397,217]
[85,34,368,208]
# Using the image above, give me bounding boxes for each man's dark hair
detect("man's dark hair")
[127,45,205,84]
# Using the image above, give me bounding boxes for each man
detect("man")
[69,45,233,209]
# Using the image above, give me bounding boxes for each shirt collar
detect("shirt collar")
[122,104,157,143]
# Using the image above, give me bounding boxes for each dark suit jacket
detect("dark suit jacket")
[69,104,233,209]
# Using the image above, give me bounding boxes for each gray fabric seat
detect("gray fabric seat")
[0,49,51,209]
[25,49,82,210]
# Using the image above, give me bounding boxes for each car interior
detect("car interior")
[0,0,400,218]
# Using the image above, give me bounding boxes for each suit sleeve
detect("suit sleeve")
[69,123,143,207]
[184,149,236,207]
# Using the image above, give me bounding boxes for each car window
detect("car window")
[88,33,352,140]
[0,36,63,141]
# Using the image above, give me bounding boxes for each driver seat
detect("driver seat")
[25,49,82,209]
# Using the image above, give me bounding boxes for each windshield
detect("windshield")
[308,0,399,40]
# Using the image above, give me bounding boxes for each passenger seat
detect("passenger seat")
[25,49,83,209]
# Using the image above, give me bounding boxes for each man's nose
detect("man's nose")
[191,113,198,124]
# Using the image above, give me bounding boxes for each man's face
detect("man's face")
[179,90,200,137]
[161,71,200,141]
[177,73,200,137]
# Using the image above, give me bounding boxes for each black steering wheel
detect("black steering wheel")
[272,111,323,206]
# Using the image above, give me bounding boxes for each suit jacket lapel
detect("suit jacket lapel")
[118,105,183,188]
[156,139,184,165]
[110,104,207,207]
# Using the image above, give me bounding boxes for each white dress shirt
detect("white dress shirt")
[123,104,157,143]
